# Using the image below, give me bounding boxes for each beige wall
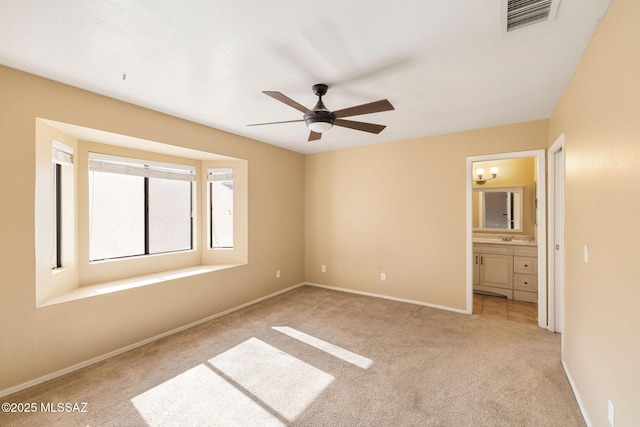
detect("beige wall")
[549,0,640,424]
[305,121,548,310]
[0,65,305,392]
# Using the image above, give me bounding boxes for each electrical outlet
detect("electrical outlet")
[608,399,614,426]
[276,270,280,279]
[381,273,386,282]
[321,264,326,273]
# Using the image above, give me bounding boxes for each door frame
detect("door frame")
[547,134,565,333]
[466,149,547,328]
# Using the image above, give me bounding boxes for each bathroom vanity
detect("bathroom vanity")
[473,239,538,303]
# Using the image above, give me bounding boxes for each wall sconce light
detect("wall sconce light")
[475,167,498,184]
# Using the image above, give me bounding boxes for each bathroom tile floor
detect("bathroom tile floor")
[473,293,538,326]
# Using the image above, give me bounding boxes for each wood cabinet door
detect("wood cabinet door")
[479,254,513,289]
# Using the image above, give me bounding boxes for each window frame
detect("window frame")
[208,167,234,250]
[88,152,196,262]
[51,139,74,270]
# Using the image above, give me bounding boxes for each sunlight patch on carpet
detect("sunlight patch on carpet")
[208,337,334,421]
[131,364,284,426]
[273,326,373,369]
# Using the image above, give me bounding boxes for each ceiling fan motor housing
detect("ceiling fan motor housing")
[304,110,335,129]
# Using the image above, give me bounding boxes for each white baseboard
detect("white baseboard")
[305,282,468,315]
[0,282,306,399]
[562,359,591,427]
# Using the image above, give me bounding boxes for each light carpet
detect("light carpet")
[0,285,585,426]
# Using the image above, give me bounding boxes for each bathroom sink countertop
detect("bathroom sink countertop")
[472,237,537,246]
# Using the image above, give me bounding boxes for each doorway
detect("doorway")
[466,150,547,328]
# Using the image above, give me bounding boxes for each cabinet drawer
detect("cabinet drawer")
[514,274,538,292]
[514,246,537,257]
[473,243,514,256]
[514,257,537,274]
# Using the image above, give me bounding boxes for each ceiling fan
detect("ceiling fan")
[248,84,394,141]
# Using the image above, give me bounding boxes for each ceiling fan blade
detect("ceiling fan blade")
[308,131,322,141]
[263,91,313,114]
[247,119,304,127]
[334,119,386,134]
[332,99,394,118]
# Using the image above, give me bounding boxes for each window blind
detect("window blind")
[52,139,74,165]
[207,168,233,182]
[89,152,196,182]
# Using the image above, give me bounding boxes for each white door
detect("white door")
[548,135,564,333]
[553,146,564,332]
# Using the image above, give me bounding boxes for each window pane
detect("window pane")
[52,163,61,269]
[89,171,145,260]
[210,177,233,248]
[149,178,192,254]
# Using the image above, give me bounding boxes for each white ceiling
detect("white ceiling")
[0,0,611,154]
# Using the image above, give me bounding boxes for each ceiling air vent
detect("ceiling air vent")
[503,0,560,32]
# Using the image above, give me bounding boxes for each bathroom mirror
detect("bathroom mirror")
[473,187,523,231]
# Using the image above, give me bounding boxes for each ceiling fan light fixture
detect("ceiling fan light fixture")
[307,121,334,133]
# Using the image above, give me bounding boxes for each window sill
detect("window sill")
[39,264,242,307]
